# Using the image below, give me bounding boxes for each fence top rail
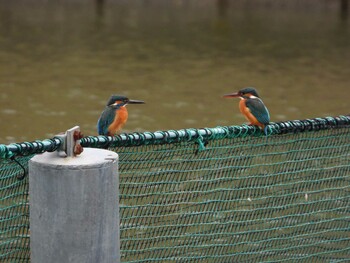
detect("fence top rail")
[0,115,349,159]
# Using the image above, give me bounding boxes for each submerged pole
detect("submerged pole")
[341,0,349,20]
[29,148,119,263]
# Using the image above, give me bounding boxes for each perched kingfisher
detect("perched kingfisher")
[223,87,270,135]
[97,95,145,136]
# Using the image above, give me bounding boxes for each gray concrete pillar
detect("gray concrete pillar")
[29,148,119,263]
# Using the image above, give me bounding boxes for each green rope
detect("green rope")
[0,137,62,158]
[1,116,348,158]
[0,145,14,159]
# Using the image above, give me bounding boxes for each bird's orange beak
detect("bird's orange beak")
[223,92,240,98]
[127,99,145,105]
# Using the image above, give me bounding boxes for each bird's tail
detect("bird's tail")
[263,125,270,144]
[263,125,269,136]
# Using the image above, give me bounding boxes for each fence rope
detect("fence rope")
[1,115,349,158]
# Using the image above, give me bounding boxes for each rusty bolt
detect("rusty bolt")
[73,131,84,141]
[73,144,84,155]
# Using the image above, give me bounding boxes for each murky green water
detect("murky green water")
[0,0,349,144]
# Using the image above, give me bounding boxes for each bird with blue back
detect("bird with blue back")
[97,95,145,136]
[223,87,270,135]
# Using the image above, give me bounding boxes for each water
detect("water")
[0,0,349,144]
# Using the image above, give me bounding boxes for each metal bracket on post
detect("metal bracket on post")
[55,126,84,157]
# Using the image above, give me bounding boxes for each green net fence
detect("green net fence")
[1,116,350,262]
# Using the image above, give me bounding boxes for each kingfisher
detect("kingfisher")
[223,87,270,135]
[97,95,145,136]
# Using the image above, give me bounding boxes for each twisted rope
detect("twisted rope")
[1,115,349,159]
[81,115,350,148]
[0,138,62,159]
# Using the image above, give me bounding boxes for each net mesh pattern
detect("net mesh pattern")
[116,128,350,262]
[0,117,349,262]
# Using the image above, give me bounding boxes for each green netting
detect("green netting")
[0,156,31,262]
[1,116,350,262]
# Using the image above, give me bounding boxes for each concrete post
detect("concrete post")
[29,148,119,263]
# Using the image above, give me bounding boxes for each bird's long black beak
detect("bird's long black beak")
[223,92,240,98]
[127,99,145,104]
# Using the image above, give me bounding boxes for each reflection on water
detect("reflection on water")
[0,0,349,144]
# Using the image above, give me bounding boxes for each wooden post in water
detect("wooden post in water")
[341,0,349,20]
[29,148,119,263]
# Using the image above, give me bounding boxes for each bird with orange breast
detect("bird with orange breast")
[97,95,145,136]
[223,87,270,135]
